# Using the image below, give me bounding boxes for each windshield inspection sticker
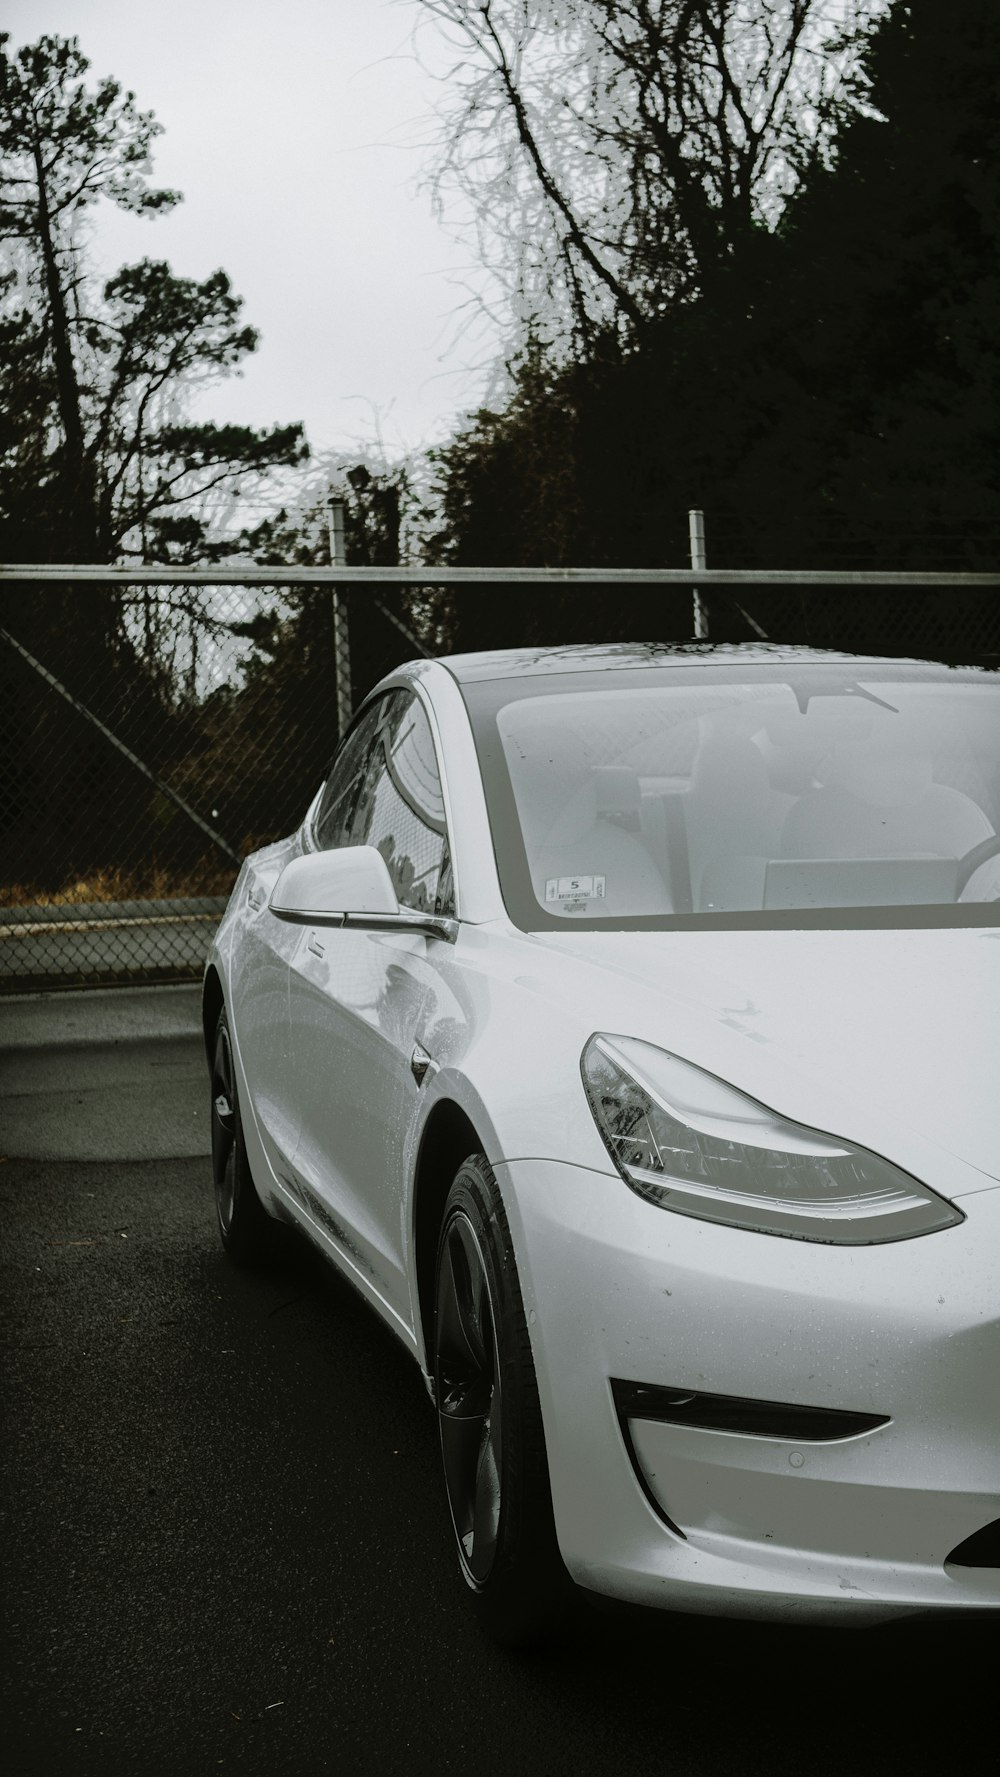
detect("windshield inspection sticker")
[546,874,606,910]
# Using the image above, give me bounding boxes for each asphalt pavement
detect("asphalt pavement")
[0,986,992,1776]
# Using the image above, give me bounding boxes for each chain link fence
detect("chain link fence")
[1,569,997,992]
[0,583,421,991]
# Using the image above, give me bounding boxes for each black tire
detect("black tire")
[210,1008,276,1266]
[433,1154,571,1645]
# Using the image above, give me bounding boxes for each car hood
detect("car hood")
[529,925,1000,1186]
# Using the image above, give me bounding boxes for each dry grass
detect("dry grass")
[1,860,241,907]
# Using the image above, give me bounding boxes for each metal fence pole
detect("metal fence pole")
[689,508,709,638]
[3,566,996,588]
[326,495,352,742]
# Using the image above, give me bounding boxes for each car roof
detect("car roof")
[436,642,952,684]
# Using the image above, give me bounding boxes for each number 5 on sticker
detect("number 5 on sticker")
[545,874,607,902]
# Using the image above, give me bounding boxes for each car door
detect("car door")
[287,690,456,1328]
[226,830,308,1177]
[231,698,388,1180]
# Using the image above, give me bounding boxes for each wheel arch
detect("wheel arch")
[412,1098,485,1368]
[202,965,225,1068]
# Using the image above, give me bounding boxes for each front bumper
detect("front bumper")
[497,1157,1000,1623]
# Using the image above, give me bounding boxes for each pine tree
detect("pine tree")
[0,33,306,562]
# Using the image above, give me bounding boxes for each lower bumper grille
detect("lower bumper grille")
[612,1379,890,1442]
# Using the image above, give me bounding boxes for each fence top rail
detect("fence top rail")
[0,563,997,589]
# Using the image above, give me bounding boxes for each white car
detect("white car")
[204,644,1000,1641]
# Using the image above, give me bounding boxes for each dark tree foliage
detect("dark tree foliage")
[0,31,178,555]
[753,0,1000,565]
[432,0,1000,653]
[0,277,53,534]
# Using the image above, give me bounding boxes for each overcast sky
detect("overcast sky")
[4,0,499,463]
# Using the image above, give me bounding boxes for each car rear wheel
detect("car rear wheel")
[433,1154,570,1645]
[211,1008,275,1265]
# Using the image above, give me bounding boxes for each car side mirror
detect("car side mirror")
[270,846,457,942]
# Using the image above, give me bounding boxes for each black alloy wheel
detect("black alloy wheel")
[436,1205,504,1586]
[210,1009,275,1264]
[433,1154,570,1644]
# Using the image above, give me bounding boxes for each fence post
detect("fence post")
[688,508,709,638]
[326,495,352,742]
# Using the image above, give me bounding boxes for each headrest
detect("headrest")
[544,765,646,845]
[594,767,641,831]
[691,736,770,811]
[815,738,932,806]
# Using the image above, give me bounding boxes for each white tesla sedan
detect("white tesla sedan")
[204,645,1000,1640]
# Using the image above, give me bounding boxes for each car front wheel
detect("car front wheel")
[210,1008,276,1265]
[433,1154,570,1644]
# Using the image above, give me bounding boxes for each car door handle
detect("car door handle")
[410,1041,437,1086]
[307,935,325,958]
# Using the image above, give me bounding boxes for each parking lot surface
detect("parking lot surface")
[0,986,992,1775]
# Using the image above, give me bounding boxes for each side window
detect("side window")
[353,692,455,915]
[313,697,385,851]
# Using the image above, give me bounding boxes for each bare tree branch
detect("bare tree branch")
[416,0,887,351]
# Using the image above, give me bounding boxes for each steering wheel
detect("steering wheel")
[956,833,1000,896]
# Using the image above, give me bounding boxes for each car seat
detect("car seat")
[780,738,993,861]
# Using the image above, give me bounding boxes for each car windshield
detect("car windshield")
[460,663,1000,931]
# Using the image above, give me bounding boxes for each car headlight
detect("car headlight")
[581,1034,963,1244]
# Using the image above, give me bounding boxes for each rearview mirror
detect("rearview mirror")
[270,847,457,942]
